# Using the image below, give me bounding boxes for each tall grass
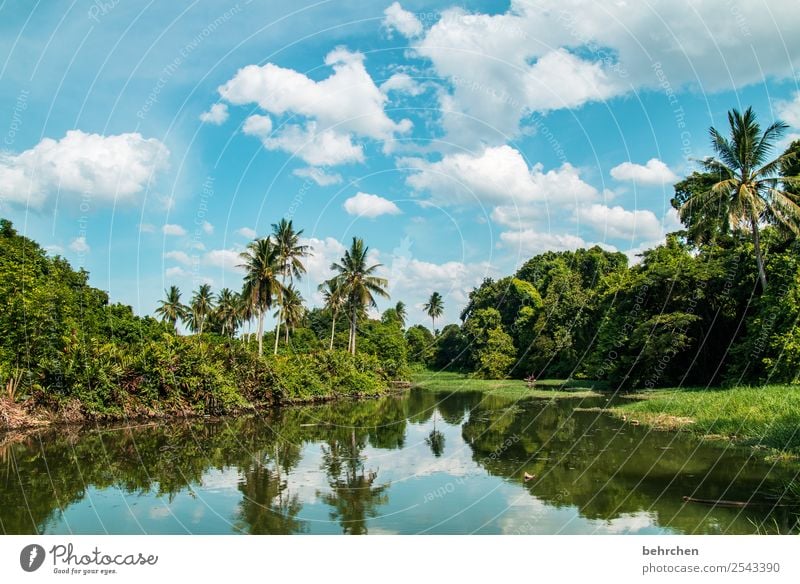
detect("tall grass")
[616,385,800,453]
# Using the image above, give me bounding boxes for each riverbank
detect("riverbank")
[610,385,800,459]
[410,370,602,399]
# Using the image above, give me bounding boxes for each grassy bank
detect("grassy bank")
[410,370,602,399]
[611,385,800,457]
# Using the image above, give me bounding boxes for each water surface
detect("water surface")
[1,388,797,534]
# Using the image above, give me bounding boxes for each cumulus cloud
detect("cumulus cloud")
[343,192,402,218]
[610,158,678,185]
[380,72,425,96]
[499,229,612,256]
[0,130,169,208]
[237,227,256,239]
[777,91,800,128]
[68,236,90,254]
[166,266,190,278]
[199,103,229,124]
[139,223,156,233]
[219,47,412,157]
[164,250,193,265]
[292,166,343,186]
[205,249,244,272]
[401,145,598,208]
[398,0,800,144]
[258,123,365,166]
[162,224,187,236]
[201,221,214,235]
[577,204,664,240]
[382,2,423,38]
[242,114,273,137]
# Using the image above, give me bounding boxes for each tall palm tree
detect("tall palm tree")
[272,219,310,353]
[423,291,444,334]
[215,288,240,337]
[276,285,305,343]
[190,284,215,334]
[320,278,345,350]
[395,301,407,328]
[155,285,187,333]
[239,237,283,356]
[238,290,255,344]
[331,237,389,355]
[680,107,800,291]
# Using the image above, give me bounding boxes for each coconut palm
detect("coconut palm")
[272,219,310,353]
[680,107,800,291]
[320,278,346,350]
[423,291,444,334]
[275,285,305,344]
[239,237,283,356]
[238,290,255,344]
[215,288,240,337]
[331,237,389,355]
[395,301,407,327]
[189,284,215,334]
[155,285,187,333]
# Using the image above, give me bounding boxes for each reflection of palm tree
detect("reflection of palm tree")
[319,431,389,534]
[426,410,446,457]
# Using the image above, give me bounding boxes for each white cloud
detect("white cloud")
[777,92,800,128]
[162,224,187,236]
[610,158,678,185]
[0,130,169,208]
[164,250,193,265]
[166,266,190,278]
[201,221,214,235]
[343,192,402,218]
[139,222,155,233]
[382,2,423,38]
[577,204,663,240]
[237,227,256,239]
[199,103,229,125]
[242,114,272,137]
[292,166,343,186]
[68,236,90,254]
[380,72,425,96]
[44,244,64,255]
[499,229,611,256]
[402,145,598,208]
[403,0,800,144]
[205,249,244,273]
[219,47,411,147]
[258,123,364,166]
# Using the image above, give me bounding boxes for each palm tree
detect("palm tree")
[215,288,240,337]
[395,301,407,327]
[276,285,306,344]
[680,107,800,291]
[189,284,215,334]
[155,285,187,333]
[331,237,389,355]
[423,291,444,334]
[320,278,345,350]
[238,290,255,344]
[239,237,283,356]
[272,219,310,353]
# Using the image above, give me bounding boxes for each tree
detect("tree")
[155,286,187,333]
[331,238,389,355]
[272,219,310,354]
[277,285,305,344]
[319,278,345,350]
[395,301,407,327]
[423,291,444,334]
[679,107,800,290]
[189,284,215,335]
[215,288,240,337]
[238,237,283,357]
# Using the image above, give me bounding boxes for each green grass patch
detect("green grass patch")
[612,384,800,455]
[410,370,602,399]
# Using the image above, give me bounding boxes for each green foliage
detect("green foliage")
[474,327,516,379]
[405,325,435,365]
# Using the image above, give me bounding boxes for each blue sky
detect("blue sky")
[2,0,800,326]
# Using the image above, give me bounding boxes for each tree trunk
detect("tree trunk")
[257,311,265,357]
[431,316,435,335]
[329,311,337,350]
[751,214,768,292]
[273,309,281,355]
[350,309,357,355]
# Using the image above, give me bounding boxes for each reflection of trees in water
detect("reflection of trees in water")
[459,396,799,534]
[319,429,389,534]
[426,410,446,457]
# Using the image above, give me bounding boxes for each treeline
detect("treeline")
[420,109,800,388]
[0,219,412,425]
